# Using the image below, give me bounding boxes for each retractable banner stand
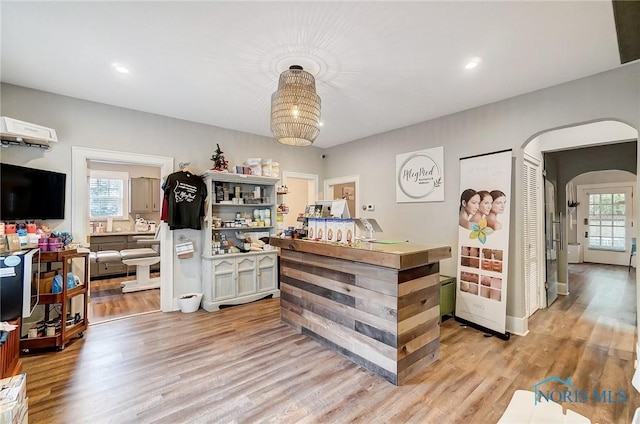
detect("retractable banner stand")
[456,149,512,339]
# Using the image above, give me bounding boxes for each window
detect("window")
[588,191,626,251]
[89,170,129,219]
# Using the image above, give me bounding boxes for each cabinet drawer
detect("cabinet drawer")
[97,262,127,276]
[90,235,127,245]
[96,241,126,251]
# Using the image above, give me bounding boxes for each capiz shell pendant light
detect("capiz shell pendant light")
[271,65,321,146]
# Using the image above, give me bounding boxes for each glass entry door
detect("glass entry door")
[544,179,559,307]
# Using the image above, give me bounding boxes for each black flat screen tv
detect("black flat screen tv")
[0,163,66,220]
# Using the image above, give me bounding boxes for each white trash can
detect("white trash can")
[178,293,203,313]
[567,243,582,264]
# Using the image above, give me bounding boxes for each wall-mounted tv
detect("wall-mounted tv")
[0,163,66,220]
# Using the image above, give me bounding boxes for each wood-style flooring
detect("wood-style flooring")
[89,273,160,324]
[21,264,638,423]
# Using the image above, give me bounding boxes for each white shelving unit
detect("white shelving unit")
[200,171,280,311]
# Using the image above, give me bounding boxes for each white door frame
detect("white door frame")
[282,171,319,229]
[578,182,635,266]
[323,175,360,218]
[71,146,175,312]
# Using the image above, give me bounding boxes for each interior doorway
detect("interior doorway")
[281,171,318,229]
[523,121,638,314]
[71,147,174,316]
[324,175,360,219]
[575,175,636,266]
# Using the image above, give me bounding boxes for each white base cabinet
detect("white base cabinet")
[202,251,279,311]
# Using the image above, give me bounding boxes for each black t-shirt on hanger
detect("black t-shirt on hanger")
[163,170,207,230]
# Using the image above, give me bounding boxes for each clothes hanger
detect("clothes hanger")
[178,161,193,176]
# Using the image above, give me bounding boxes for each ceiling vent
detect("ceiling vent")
[0,116,58,150]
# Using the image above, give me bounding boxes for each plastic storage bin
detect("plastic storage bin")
[567,243,582,264]
[178,293,203,313]
[440,275,456,318]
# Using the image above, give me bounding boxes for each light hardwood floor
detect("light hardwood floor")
[89,273,160,323]
[22,264,638,423]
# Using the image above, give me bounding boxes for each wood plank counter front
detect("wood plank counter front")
[270,238,452,385]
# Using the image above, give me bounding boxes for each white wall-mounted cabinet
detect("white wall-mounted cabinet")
[130,177,160,213]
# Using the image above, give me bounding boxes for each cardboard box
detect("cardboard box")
[0,373,28,424]
[316,219,327,241]
[335,219,346,244]
[343,219,355,244]
[307,218,316,240]
[39,276,54,294]
[326,219,337,242]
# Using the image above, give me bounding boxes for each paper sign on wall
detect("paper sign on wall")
[396,146,444,203]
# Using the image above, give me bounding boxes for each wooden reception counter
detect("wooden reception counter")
[269,238,452,385]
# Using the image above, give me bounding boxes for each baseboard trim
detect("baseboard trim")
[506,315,529,336]
[558,282,569,295]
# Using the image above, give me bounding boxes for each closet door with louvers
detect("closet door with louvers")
[523,155,543,316]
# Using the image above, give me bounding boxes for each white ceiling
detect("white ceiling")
[0,1,625,148]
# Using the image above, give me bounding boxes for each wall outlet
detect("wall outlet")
[366,204,375,211]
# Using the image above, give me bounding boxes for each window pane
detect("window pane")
[587,191,626,251]
[613,227,625,238]
[613,238,625,249]
[89,177,125,218]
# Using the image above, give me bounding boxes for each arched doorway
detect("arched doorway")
[521,120,638,315]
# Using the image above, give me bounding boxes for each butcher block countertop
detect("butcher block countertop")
[269,238,451,270]
[89,231,155,237]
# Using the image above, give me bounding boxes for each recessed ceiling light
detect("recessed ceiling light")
[111,63,130,74]
[465,60,480,70]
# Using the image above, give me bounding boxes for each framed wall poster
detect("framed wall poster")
[342,186,354,200]
[396,146,444,202]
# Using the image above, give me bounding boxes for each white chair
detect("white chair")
[120,230,160,293]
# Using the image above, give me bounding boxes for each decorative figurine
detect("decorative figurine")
[210,143,229,171]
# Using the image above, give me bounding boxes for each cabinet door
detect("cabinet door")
[212,258,236,301]
[236,256,257,296]
[130,178,150,212]
[151,178,161,212]
[256,253,277,292]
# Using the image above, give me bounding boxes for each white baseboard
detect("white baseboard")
[557,282,569,295]
[506,315,529,336]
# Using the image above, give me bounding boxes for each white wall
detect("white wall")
[0,83,327,304]
[324,63,640,329]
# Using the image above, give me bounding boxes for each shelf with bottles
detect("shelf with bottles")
[207,172,279,206]
[276,184,290,215]
[203,172,278,257]
[211,226,274,232]
[276,184,289,196]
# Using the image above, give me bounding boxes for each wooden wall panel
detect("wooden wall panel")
[278,243,450,385]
